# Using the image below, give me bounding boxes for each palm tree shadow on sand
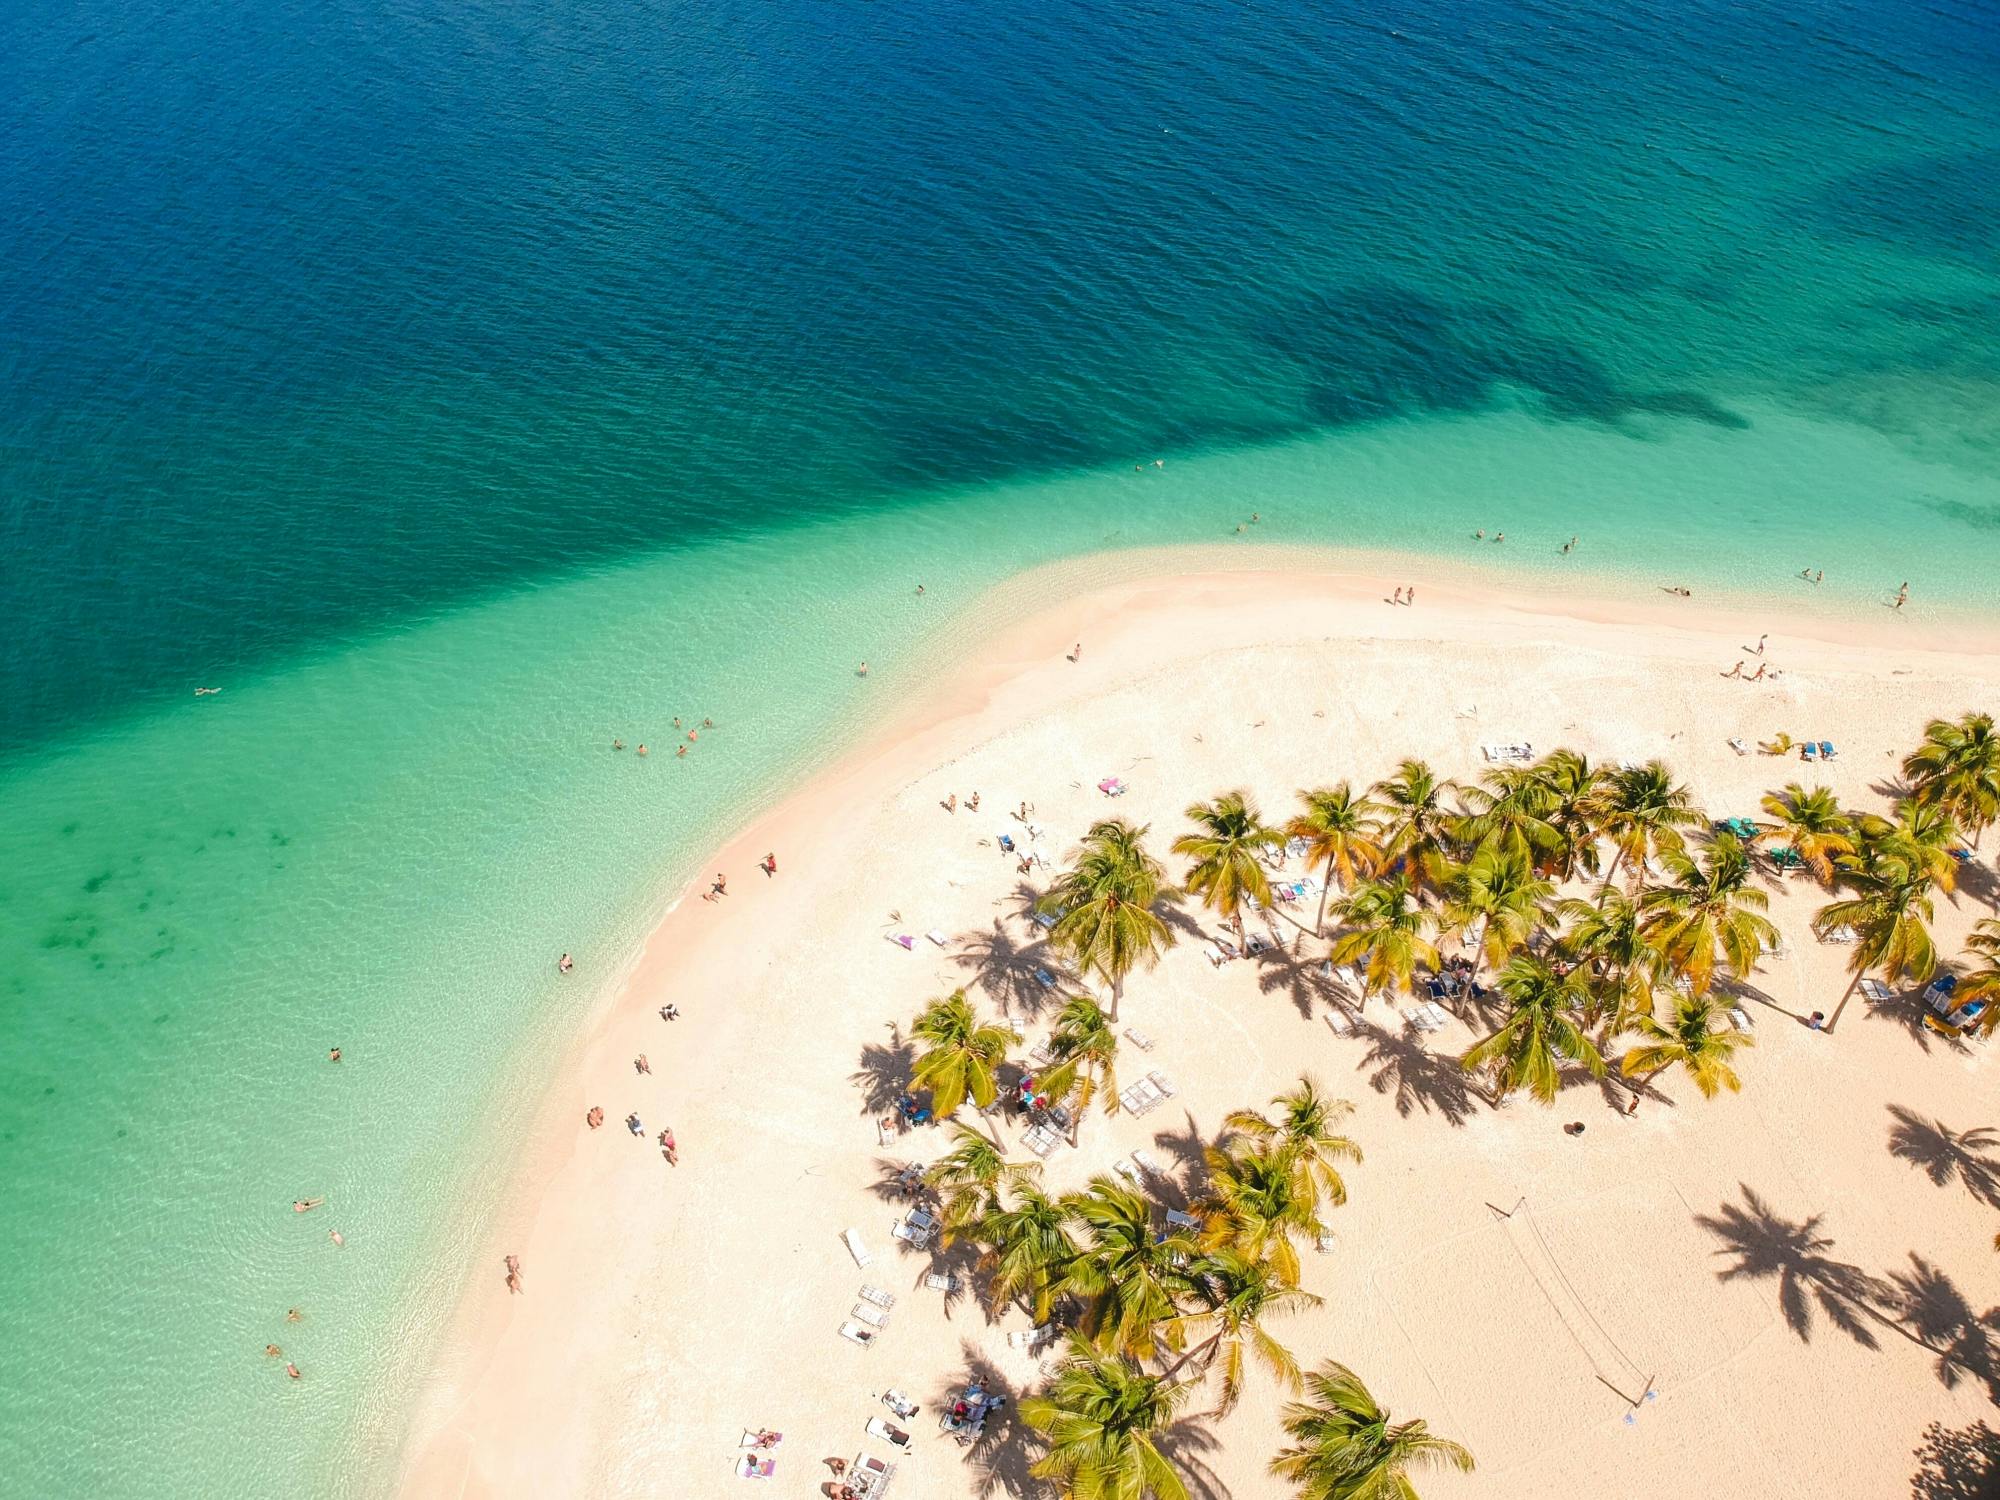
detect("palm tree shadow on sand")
[1694,1185,1889,1348]
[1146,1110,1213,1209]
[936,1341,1033,1500]
[951,918,1062,1022]
[1909,1417,2000,1499]
[850,1025,914,1117]
[1887,1105,2000,1208]
[1355,1019,1479,1126]
[1254,946,1343,1022]
[1886,1253,2000,1403]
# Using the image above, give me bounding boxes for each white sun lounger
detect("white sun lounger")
[1728,1005,1754,1031]
[1024,1123,1063,1157]
[1027,1038,1057,1067]
[1728,737,1748,755]
[1164,1208,1199,1231]
[1007,1323,1054,1348]
[1122,1027,1155,1051]
[1206,943,1230,968]
[843,1229,872,1267]
[866,1417,914,1451]
[1132,1149,1166,1179]
[1324,1008,1353,1036]
[1113,1160,1141,1187]
[927,929,949,947]
[859,1284,897,1309]
[1034,967,1057,989]
[890,1220,933,1249]
[924,1271,960,1292]
[839,1321,877,1347]
[1033,910,1056,930]
[851,1302,890,1328]
[1858,978,1892,1002]
[1148,1070,1177,1098]
[1316,1229,1337,1253]
[1820,924,1858,944]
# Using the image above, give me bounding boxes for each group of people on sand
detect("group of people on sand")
[1721,633,1778,683]
[1388,585,1417,605]
[941,791,981,813]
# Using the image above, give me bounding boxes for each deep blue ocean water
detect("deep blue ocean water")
[2,0,1998,1493]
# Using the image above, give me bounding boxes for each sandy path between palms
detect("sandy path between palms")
[394,552,2000,1499]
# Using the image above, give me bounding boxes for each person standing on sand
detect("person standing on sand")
[1070,642,1082,662]
[967,791,979,811]
[635,1054,650,1075]
[1722,661,1743,678]
[505,1255,523,1294]
[761,852,777,876]
[713,873,727,897]
[1390,587,1403,605]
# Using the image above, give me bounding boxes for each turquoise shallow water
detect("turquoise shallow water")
[3,0,2000,1493]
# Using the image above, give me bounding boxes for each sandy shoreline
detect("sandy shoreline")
[393,551,2000,1499]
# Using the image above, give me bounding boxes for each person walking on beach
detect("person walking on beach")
[635,1054,651,1075]
[1070,642,1082,663]
[505,1255,523,1294]
[660,1004,680,1021]
[943,793,957,813]
[761,852,777,876]
[659,1127,677,1165]
[1722,661,1743,678]
[713,873,728,898]
[1390,587,1403,605]
[1748,662,1767,681]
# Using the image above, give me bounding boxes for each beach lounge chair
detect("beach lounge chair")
[867,1417,914,1452]
[859,1284,896,1309]
[1113,1160,1141,1187]
[851,1303,890,1328]
[1316,1230,1337,1253]
[1164,1208,1199,1231]
[1122,1027,1155,1051]
[736,1456,776,1479]
[1034,967,1057,989]
[1801,742,1818,762]
[883,1389,920,1419]
[849,1453,896,1497]
[1024,1123,1063,1157]
[1148,1070,1177,1098]
[739,1429,784,1448]
[842,1229,872,1267]
[1205,943,1230,968]
[1819,741,1836,759]
[1098,777,1127,796]
[1008,1323,1053,1348]
[997,832,1016,853]
[1728,1005,1753,1032]
[1859,978,1892,1002]
[886,933,914,950]
[1728,737,1748,755]
[1820,924,1858,944]
[890,1221,924,1247]
[924,1271,960,1293]
[1133,1149,1166,1180]
[1925,1012,1965,1038]
[1033,909,1056,930]
[838,1321,876,1347]
[926,929,949,947]
[1027,1038,1057,1067]
[1246,932,1271,955]
[1324,1008,1353,1036]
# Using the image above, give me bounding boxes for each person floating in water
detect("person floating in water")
[558,953,573,974]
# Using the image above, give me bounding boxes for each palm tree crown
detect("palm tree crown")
[1173,792,1283,947]
[926,1123,1039,1241]
[1041,820,1177,1014]
[1272,1360,1474,1500]
[1637,832,1777,995]
[1063,1177,1193,1359]
[1622,992,1754,1098]
[1043,994,1121,1144]
[1168,1248,1320,1416]
[1022,1337,1193,1500]
[1325,875,1439,1001]
[1371,759,1464,895]
[1460,952,1604,1103]
[1903,711,2000,847]
[1200,1144,1322,1286]
[1441,840,1553,978]
[1598,760,1701,890]
[1757,783,1854,885]
[909,990,1021,1117]
[1223,1075,1363,1214]
[1287,784,1384,936]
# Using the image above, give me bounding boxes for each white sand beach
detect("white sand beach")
[395,555,2000,1499]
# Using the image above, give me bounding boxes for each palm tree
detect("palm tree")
[1555,888,1662,1030]
[1439,840,1553,982]
[1852,799,1961,896]
[1272,1360,1474,1500]
[1957,919,2000,1038]
[1199,1144,1322,1286]
[1164,1249,1321,1415]
[1637,832,1778,996]
[1454,765,1559,868]
[1040,820,1177,1018]
[1043,995,1121,1146]
[1621,992,1754,1099]
[909,990,1021,1118]
[1460,952,1604,1104]
[926,1123,1040,1243]
[1022,1337,1192,1500]
[980,1184,1078,1321]
[1815,855,1940,1034]
[1757,783,1855,885]
[1287,784,1384,936]
[1904,711,2000,848]
[1063,1177,1193,1359]
[1222,1076,1363,1217]
[1371,759,1464,896]
[1325,874,1439,1004]
[1530,748,1608,882]
[1173,791,1283,950]
[1597,760,1701,893]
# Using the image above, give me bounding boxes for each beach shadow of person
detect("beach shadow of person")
[1357,1020,1478,1126]
[1909,1417,2000,1500]
[952,918,1061,1021]
[1886,1253,2000,1402]
[1254,947,1342,1022]
[1887,1106,2000,1208]
[850,1026,914,1118]
[1694,1184,1893,1348]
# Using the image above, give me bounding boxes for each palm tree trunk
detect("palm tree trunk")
[1315,855,1336,937]
[1159,1329,1223,1385]
[1108,971,1123,1024]
[1823,967,1865,1035]
[1598,843,1627,901]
